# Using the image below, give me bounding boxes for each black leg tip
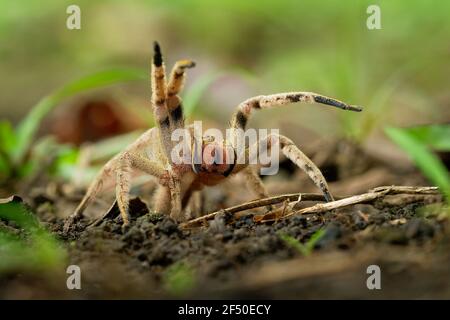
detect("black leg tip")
[350,105,363,112]
[153,41,161,53]
[153,41,163,67]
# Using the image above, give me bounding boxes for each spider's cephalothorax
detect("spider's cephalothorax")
[64,42,362,231]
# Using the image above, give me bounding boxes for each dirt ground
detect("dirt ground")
[1,140,449,299]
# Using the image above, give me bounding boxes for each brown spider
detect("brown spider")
[63,42,362,232]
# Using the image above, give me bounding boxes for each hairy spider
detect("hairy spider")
[63,42,362,231]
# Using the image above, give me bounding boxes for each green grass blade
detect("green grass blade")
[304,229,326,252]
[385,126,450,201]
[12,68,147,164]
[404,125,450,151]
[0,121,15,177]
[278,232,305,253]
[0,120,17,155]
[0,198,40,229]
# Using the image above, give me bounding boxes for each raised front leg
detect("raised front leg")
[151,42,172,162]
[230,91,362,131]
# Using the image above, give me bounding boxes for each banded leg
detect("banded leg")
[151,42,172,162]
[233,134,334,202]
[152,172,183,221]
[167,60,196,98]
[116,154,132,226]
[63,160,114,232]
[230,92,362,131]
[165,60,196,144]
[277,134,333,202]
[167,172,183,221]
[116,152,167,226]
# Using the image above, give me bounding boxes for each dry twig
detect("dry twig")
[180,186,440,228]
[180,193,332,229]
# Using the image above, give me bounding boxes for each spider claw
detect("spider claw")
[349,105,363,112]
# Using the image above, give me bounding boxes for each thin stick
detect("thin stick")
[261,186,440,222]
[181,186,440,228]
[180,193,334,229]
[370,185,439,195]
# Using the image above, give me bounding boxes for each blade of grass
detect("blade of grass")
[278,229,326,256]
[385,126,450,201]
[0,120,17,155]
[404,124,450,151]
[304,229,326,253]
[278,233,305,254]
[12,68,147,165]
[0,197,39,229]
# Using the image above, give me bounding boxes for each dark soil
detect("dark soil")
[1,141,449,299]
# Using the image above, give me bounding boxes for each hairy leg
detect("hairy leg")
[233,134,334,202]
[153,175,183,221]
[167,60,195,98]
[167,172,182,220]
[63,159,115,232]
[277,134,333,201]
[115,152,168,226]
[230,92,361,132]
[242,166,273,211]
[64,148,168,231]
[165,60,196,158]
[151,42,172,162]
[116,154,132,226]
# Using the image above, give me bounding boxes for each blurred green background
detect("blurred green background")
[1,0,449,143]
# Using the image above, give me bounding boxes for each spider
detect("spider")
[63,42,362,232]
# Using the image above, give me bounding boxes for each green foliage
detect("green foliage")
[385,125,450,201]
[402,125,450,151]
[163,261,196,296]
[0,198,66,273]
[13,68,146,165]
[279,229,326,256]
[0,68,146,184]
